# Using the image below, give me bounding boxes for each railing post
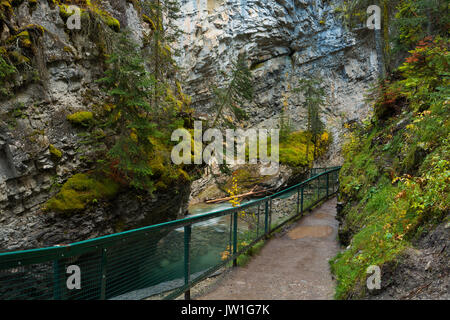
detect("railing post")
[334,172,336,195]
[326,172,329,198]
[53,259,62,300]
[233,212,238,267]
[256,204,260,237]
[269,199,272,231]
[300,187,304,214]
[317,175,320,201]
[100,248,107,300]
[264,201,269,234]
[331,171,334,193]
[296,188,300,215]
[184,225,192,300]
[335,171,339,193]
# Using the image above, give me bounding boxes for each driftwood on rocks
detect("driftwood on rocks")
[205,187,274,204]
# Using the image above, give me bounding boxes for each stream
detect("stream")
[150,190,298,286]
[151,201,243,285]
[112,189,302,299]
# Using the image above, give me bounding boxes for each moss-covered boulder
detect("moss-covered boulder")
[44,173,120,214]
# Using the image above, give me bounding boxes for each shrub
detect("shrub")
[0,52,16,97]
[331,37,449,299]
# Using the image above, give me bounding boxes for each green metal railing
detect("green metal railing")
[0,167,340,300]
[310,166,341,177]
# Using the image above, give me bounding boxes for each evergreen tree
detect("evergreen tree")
[95,1,191,193]
[97,31,186,192]
[393,0,449,52]
[338,0,449,75]
[97,32,160,191]
[280,83,293,142]
[142,0,183,102]
[211,53,254,128]
[294,77,326,163]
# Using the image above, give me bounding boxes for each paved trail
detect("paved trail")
[198,198,340,300]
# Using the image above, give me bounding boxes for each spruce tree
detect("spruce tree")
[211,53,254,128]
[294,77,326,163]
[280,84,293,142]
[338,0,449,75]
[142,0,183,103]
[97,32,160,191]
[393,0,449,51]
[97,30,187,193]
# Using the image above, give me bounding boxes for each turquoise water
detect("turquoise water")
[149,202,235,285]
[150,200,260,286]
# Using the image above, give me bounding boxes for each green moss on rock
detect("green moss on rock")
[49,144,63,159]
[44,173,120,213]
[67,111,93,126]
[57,1,120,32]
[279,130,330,168]
[101,14,120,32]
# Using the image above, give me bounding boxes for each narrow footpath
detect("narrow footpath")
[198,198,340,300]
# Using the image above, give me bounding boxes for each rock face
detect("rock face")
[1,185,190,251]
[174,0,378,165]
[188,163,299,205]
[370,222,449,300]
[0,0,377,251]
[0,1,189,251]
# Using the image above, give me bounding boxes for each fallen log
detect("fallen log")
[205,188,273,204]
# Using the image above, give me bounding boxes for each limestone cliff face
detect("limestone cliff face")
[174,0,378,164]
[0,0,376,250]
[0,1,190,251]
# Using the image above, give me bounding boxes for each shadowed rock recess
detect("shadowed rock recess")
[0,1,375,252]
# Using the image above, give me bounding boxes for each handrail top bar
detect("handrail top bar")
[269,166,340,198]
[0,167,341,258]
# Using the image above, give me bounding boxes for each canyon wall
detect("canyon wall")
[0,0,377,250]
[174,0,378,164]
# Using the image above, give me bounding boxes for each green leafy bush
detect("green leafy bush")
[0,52,16,97]
[331,37,449,299]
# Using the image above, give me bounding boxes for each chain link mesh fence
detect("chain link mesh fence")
[0,167,340,300]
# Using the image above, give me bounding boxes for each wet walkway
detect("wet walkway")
[198,198,339,300]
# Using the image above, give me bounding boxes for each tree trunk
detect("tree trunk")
[306,105,311,165]
[374,28,385,79]
[382,0,390,75]
[153,0,161,106]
